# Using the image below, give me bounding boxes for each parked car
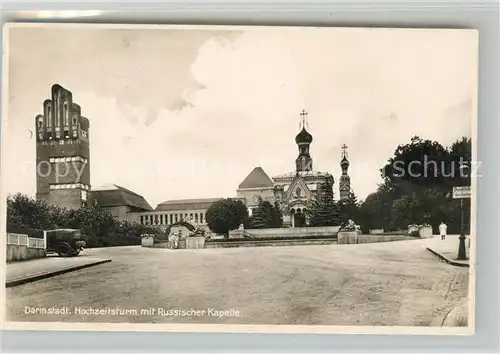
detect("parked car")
[45,229,86,257]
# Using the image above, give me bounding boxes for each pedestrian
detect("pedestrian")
[439,221,448,240]
[171,232,179,249]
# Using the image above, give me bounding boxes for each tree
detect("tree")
[356,136,472,233]
[205,198,249,237]
[338,191,359,225]
[250,197,283,229]
[7,193,55,229]
[309,177,339,226]
[6,193,162,247]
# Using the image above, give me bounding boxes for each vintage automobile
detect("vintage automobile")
[45,229,86,257]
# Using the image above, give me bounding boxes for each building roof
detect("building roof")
[155,197,244,212]
[238,167,274,189]
[295,127,313,144]
[92,184,153,211]
[273,170,332,180]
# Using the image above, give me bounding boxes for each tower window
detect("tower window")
[46,106,52,127]
[63,102,69,126]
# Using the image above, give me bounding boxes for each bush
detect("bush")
[6,223,44,238]
[339,220,357,232]
[7,193,167,248]
[205,198,248,237]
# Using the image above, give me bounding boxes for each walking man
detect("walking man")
[439,221,448,240]
[171,231,180,249]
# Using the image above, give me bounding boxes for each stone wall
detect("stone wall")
[186,236,205,249]
[141,236,154,247]
[357,234,415,243]
[206,238,337,249]
[6,233,46,262]
[152,242,170,249]
[229,226,340,239]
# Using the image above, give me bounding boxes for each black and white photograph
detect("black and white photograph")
[1,23,477,334]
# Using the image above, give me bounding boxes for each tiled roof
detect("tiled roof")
[155,197,245,212]
[238,167,274,189]
[92,184,153,211]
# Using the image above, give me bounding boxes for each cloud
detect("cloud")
[5,26,476,206]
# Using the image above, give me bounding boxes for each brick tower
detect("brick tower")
[35,84,91,209]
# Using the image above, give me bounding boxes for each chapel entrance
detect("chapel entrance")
[294,210,306,228]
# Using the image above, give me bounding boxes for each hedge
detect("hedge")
[6,223,45,239]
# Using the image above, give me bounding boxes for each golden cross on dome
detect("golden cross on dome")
[341,144,348,159]
[299,109,308,129]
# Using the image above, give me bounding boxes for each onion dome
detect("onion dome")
[295,127,313,144]
[340,155,350,168]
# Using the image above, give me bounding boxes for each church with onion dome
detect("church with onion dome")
[236,109,353,228]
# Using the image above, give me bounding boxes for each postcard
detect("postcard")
[1,23,477,334]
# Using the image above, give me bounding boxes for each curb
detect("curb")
[426,248,469,268]
[6,259,112,288]
[441,304,469,327]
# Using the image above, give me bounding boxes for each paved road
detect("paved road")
[6,254,111,284]
[6,239,469,326]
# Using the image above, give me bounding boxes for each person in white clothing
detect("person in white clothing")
[439,222,448,240]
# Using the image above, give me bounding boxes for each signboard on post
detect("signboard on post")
[452,186,471,199]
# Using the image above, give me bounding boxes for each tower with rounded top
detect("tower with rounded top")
[339,144,351,200]
[35,84,91,209]
[295,109,313,172]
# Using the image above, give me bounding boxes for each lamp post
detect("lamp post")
[457,198,467,260]
[456,162,470,261]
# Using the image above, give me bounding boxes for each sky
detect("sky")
[3,24,477,208]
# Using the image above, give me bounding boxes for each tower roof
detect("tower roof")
[238,167,274,189]
[295,127,313,144]
[340,144,350,168]
[340,155,350,167]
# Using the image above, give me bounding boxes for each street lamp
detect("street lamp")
[456,162,469,261]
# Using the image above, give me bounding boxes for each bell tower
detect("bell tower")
[339,144,351,200]
[295,109,313,172]
[35,84,91,209]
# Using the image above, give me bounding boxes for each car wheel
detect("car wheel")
[57,242,73,257]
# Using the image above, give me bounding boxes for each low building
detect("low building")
[92,184,153,221]
[127,197,245,237]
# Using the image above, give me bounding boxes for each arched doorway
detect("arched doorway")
[294,208,306,228]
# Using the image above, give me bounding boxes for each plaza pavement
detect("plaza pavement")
[5,238,470,327]
[424,234,471,267]
[6,254,112,287]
